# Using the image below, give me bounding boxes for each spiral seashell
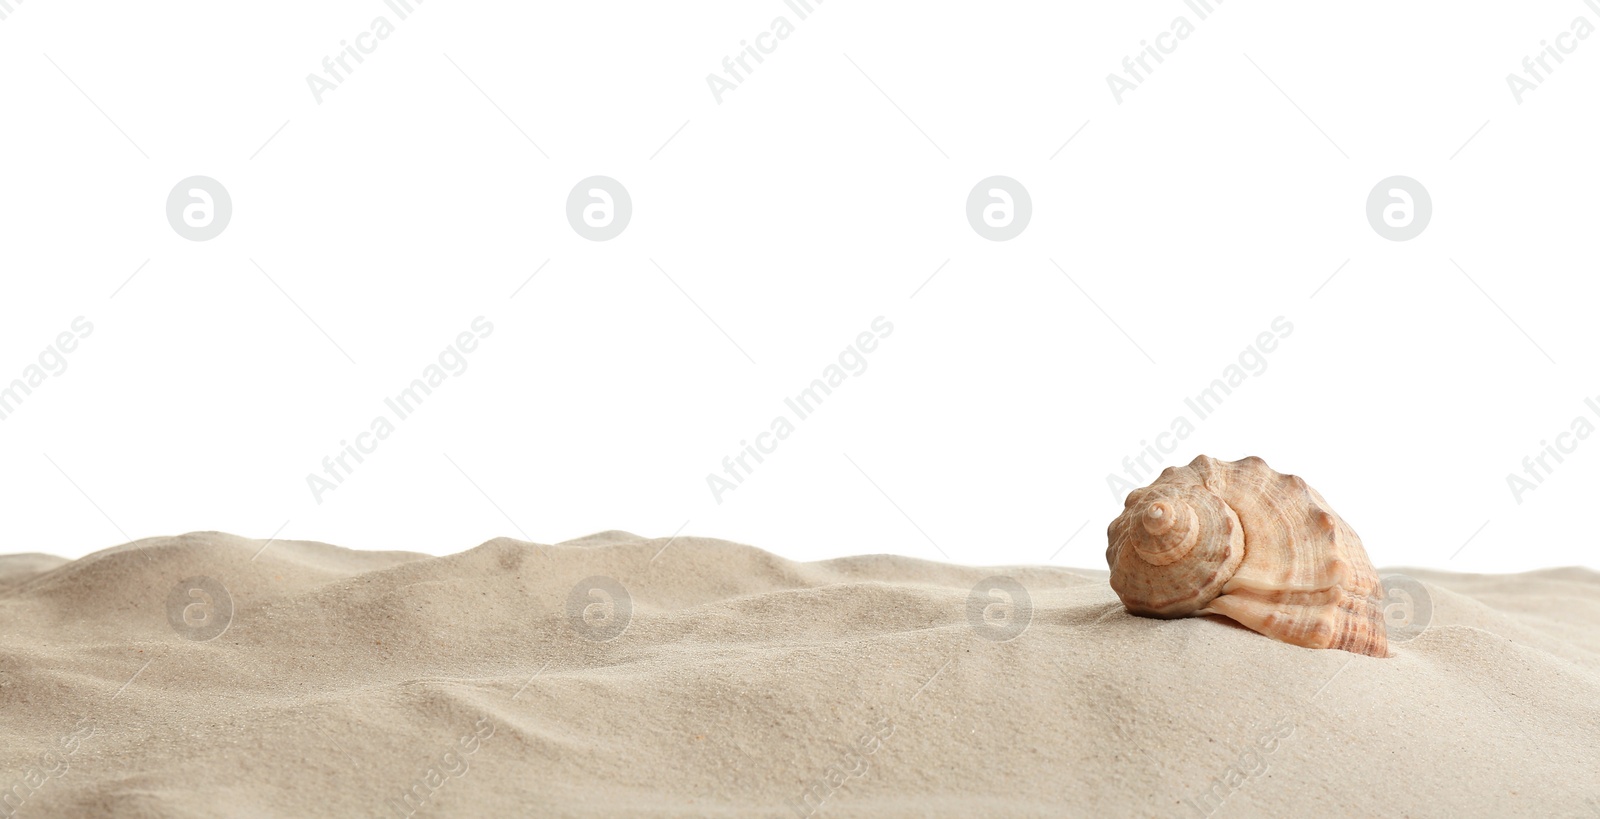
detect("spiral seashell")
[1105,455,1389,658]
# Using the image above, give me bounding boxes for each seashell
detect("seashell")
[1105,455,1388,658]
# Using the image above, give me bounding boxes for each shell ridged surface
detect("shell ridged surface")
[1105,455,1389,658]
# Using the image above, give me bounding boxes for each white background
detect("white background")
[2,0,1597,572]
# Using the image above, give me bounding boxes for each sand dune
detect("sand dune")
[1,531,1596,818]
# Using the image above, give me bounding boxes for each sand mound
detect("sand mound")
[1,531,1596,817]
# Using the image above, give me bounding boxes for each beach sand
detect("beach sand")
[1,530,1596,818]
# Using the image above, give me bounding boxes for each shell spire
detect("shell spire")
[1105,455,1390,658]
[1135,499,1197,564]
